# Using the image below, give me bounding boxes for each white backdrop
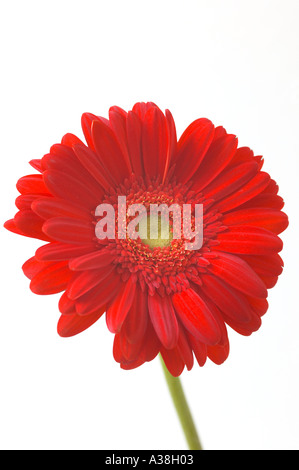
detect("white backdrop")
[0,0,298,450]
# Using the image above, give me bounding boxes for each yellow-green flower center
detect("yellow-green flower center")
[138,214,173,250]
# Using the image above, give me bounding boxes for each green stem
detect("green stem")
[160,355,203,450]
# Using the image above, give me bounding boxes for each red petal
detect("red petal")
[42,217,95,244]
[222,208,288,234]
[207,342,230,365]
[81,112,109,151]
[61,133,84,147]
[237,255,280,290]
[172,288,221,345]
[114,321,160,369]
[224,311,262,336]
[29,159,42,172]
[44,170,97,210]
[176,325,194,371]
[148,293,179,349]
[106,277,137,333]
[16,194,43,211]
[226,146,254,167]
[160,347,185,377]
[247,296,269,317]
[109,106,132,172]
[215,171,270,212]
[196,291,229,347]
[69,248,114,270]
[91,119,130,184]
[57,308,105,337]
[22,257,49,280]
[73,143,114,192]
[58,291,76,314]
[122,288,149,343]
[239,253,284,277]
[191,134,238,191]
[43,142,106,196]
[215,225,283,255]
[67,265,115,300]
[203,161,258,201]
[125,320,161,366]
[132,102,158,119]
[213,126,227,140]
[175,118,215,184]
[113,329,143,363]
[35,242,96,262]
[257,274,278,289]
[75,271,121,316]
[30,261,72,295]
[188,334,207,367]
[4,218,27,237]
[208,252,267,298]
[141,107,168,179]
[196,293,230,363]
[162,109,177,183]
[43,169,102,209]
[31,197,90,221]
[42,144,97,184]
[141,324,161,363]
[126,111,143,176]
[201,273,253,323]
[238,193,285,210]
[261,178,278,195]
[16,174,49,195]
[14,210,51,241]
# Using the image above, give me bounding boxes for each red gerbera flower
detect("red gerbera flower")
[4,102,288,376]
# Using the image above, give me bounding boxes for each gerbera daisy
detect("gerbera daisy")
[4,102,288,377]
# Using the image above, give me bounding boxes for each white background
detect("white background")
[0,0,298,450]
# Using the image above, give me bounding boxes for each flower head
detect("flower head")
[5,102,288,376]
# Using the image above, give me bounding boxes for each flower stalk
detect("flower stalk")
[160,355,203,450]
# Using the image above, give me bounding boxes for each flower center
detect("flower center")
[93,175,225,294]
[138,213,173,250]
